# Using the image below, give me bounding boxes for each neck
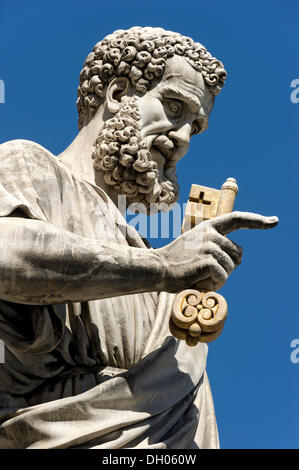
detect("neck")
[57,116,99,185]
[57,108,122,210]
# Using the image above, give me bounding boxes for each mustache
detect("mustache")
[151,135,175,160]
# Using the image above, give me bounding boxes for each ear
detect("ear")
[106,77,130,114]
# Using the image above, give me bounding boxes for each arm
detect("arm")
[0,216,165,305]
[0,212,278,305]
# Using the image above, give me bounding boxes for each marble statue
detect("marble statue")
[0,27,278,449]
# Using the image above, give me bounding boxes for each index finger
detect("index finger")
[209,211,279,235]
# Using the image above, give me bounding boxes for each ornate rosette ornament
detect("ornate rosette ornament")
[170,289,227,346]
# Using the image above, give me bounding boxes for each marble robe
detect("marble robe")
[0,139,219,449]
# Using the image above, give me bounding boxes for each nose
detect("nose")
[168,123,191,147]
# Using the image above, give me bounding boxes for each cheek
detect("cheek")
[138,96,172,136]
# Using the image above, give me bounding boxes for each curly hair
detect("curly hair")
[77,27,227,130]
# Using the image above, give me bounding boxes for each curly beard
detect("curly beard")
[92,97,179,213]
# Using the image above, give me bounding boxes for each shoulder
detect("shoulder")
[0,139,55,156]
[0,139,68,185]
[0,139,57,167]
[0,140,69,220]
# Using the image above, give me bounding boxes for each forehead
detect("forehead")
[155,55,214,116]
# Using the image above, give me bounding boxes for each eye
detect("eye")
[164,99,183,117]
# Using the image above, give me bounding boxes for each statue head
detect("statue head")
[77,27,227,212]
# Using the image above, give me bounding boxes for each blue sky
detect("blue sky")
[0,0,298,449]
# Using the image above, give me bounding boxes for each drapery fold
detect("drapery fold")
[0,140,219,449]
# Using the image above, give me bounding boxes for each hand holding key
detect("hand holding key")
[159,177,279,345]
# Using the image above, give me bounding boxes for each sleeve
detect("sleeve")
[0,139,58,221]
[0,141,66,391]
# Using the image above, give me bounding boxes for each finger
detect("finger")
[210,233,243,267]
[209,211,279,235]
[206,256,228,289]
[193,255,228,291]
[193,279,216,291]
[192,255,227,291]
[204,242,235,274]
